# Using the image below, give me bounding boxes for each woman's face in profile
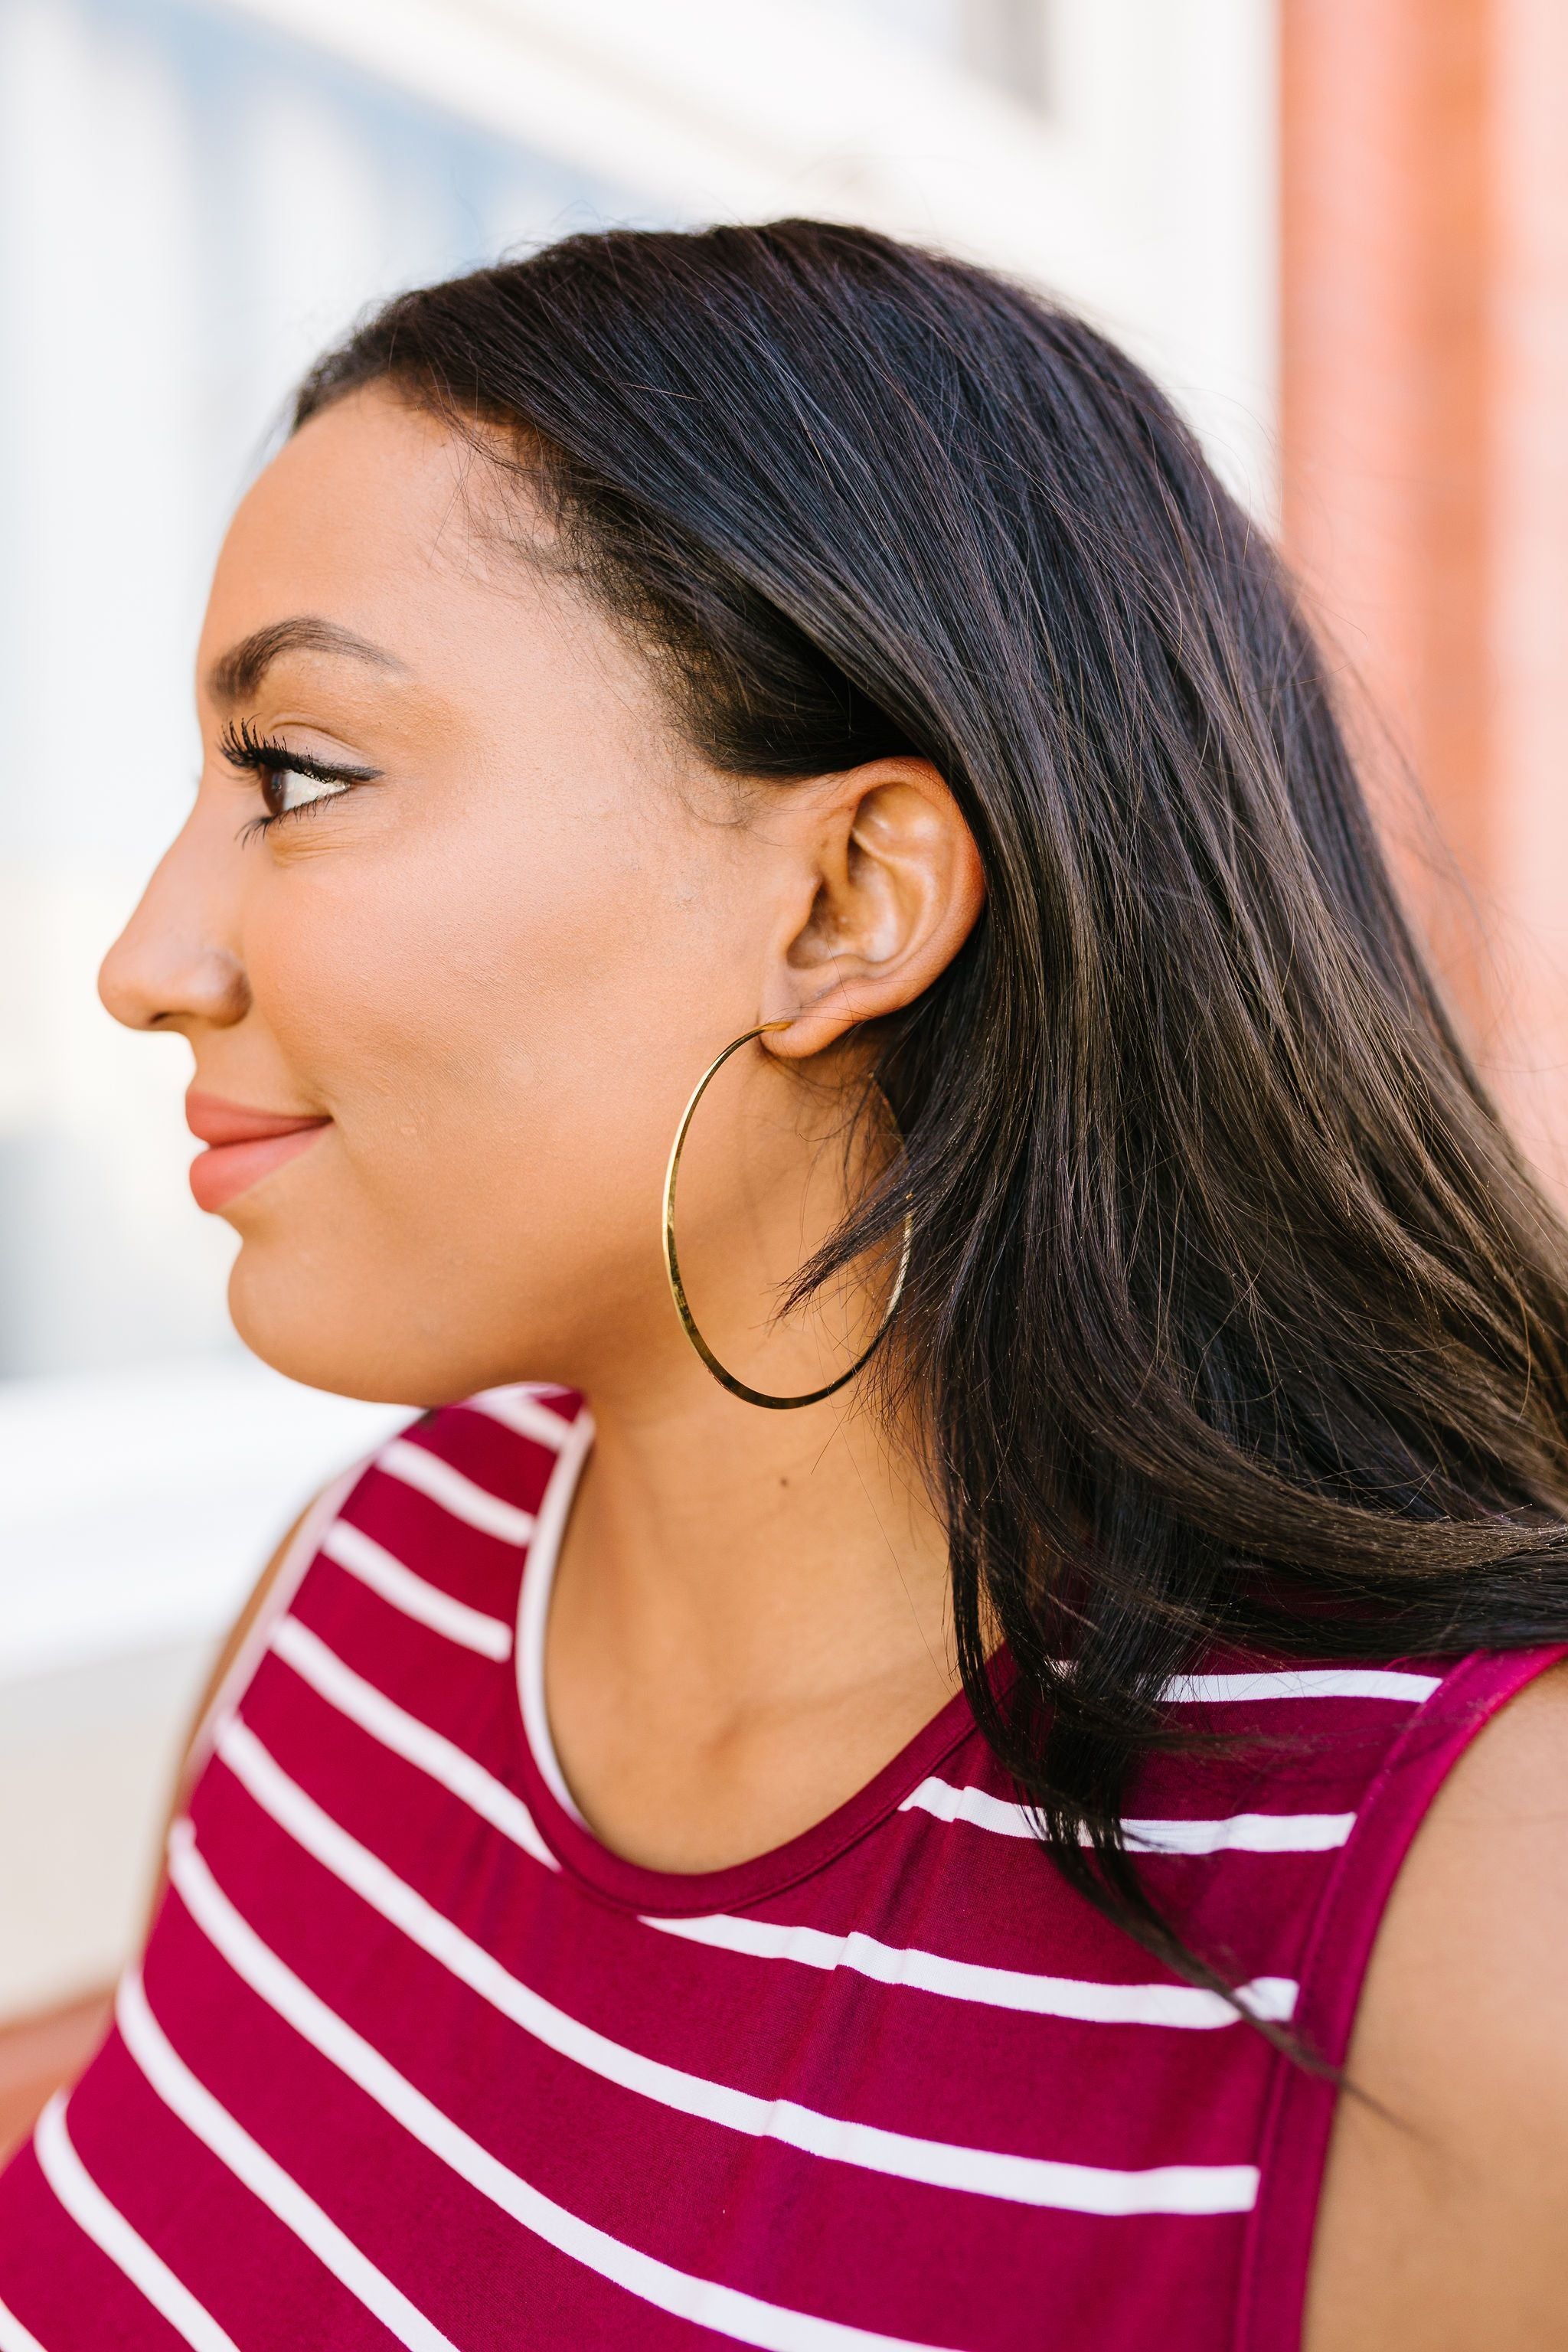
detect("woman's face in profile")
[98,388,822,1406]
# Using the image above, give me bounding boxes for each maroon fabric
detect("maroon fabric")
[0,1386,1559,2352]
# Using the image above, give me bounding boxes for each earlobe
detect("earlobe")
[765,757,985,1060]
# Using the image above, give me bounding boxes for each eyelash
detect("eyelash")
[217,715,381,841]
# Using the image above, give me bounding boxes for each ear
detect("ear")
[761,758,986,1060]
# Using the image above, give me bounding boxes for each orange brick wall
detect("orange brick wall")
[1282,0,1568,1187]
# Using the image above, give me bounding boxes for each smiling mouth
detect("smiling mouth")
[185,1092,332,1213]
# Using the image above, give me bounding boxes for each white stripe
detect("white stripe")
[898,1779,1042,1838]
[116,1973,456,2352]
[0,2292,49,2352]
[33,2095,240,2352]
[463,1387,575,1452]
[514,1410,595,1826]
[376,1438,537,1547]
[1161,1668,1441,1705]
[900,1778,1355,1854]
[166,1829,970,2350]
[642,1913,1298,2027]
[270,1615,558,1870]
[320,1520,513,1660]
[211,1722,1253,2215]
[1119,1811,1354,1855]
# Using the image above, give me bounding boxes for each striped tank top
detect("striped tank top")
[1,1385,1560,2352]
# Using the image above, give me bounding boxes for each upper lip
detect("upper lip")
[185,1090,331,1147]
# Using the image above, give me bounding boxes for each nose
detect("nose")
[99,809,251,1034]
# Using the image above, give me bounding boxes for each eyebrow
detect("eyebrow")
[206,616,405,704]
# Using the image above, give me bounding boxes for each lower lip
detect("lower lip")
[189,1125,328,1213]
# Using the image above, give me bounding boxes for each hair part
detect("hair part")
[296,220,1568,2043]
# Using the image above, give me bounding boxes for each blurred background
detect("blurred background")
[1,0,1564,2123]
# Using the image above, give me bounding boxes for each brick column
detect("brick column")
[1281,0,1568,1182]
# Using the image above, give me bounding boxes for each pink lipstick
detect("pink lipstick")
[185,1090,331,1212]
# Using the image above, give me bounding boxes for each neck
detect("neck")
[544,1357,958,1872]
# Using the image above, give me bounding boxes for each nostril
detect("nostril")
[98,938,251,1034]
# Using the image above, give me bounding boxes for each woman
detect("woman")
[3,219,1567,2350]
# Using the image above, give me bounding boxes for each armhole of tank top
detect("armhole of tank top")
[181,1455,373,1785]
[1233,1641,1568,2352]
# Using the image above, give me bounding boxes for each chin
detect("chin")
[225,1250,491,1409]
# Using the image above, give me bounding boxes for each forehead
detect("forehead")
[200,389,509,665]
[197,387,583,711]
[194,385,676,774]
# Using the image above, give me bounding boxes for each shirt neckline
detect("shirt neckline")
[509,1420,985,1918]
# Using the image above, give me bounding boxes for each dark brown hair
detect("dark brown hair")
[296,220,1568,2027]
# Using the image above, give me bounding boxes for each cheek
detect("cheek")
[241,806,727,1247]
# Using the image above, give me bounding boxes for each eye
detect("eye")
[217,717,381,836]
[268,764,352,818]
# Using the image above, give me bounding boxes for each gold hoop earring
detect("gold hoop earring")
[662,1021,913,1411]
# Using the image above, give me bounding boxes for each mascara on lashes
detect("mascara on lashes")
[217,714,382,836]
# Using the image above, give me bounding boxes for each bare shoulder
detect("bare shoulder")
[1306,1657,1568,2352]
[180,1494,325,1783]
[141,1493,322,1930]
